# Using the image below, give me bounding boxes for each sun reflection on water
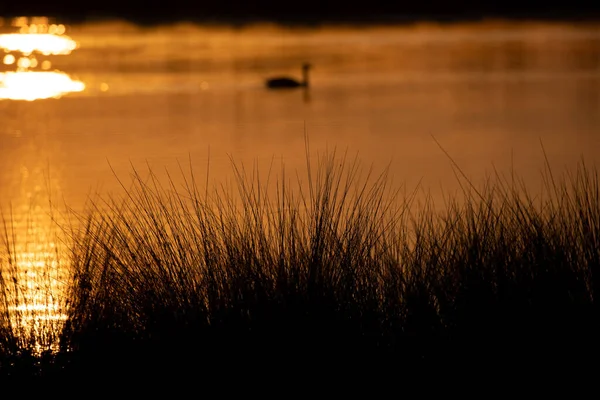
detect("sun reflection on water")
[0,195,70,355]
[0,16,85,101]
[0,71,85,100]
[0,32,76,55]
[1,204,71,355]
[7,251,69,349]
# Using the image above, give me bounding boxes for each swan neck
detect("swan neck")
[302,67,309,87]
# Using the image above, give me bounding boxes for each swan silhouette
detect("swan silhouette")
[265,63,311,89]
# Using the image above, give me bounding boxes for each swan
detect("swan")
[265,63,311,89]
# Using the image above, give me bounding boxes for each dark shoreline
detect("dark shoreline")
[2,10,600,28]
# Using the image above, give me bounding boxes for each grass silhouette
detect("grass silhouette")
[1,143,599,381]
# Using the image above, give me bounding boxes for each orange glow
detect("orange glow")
[0,32,76,55]
[0,71,85,100]
[1,202,71,355]
[3,246,70,354]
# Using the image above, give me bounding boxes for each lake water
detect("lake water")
[0,18,599,349]
[2,20,600,208]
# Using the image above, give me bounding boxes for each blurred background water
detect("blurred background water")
[2,20,599,208]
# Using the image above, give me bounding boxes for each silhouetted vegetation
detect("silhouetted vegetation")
[2,2,600,27]
[1,147,599,381]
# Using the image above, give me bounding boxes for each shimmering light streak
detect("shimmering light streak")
[0,32,77,55]
[0,71,85,100]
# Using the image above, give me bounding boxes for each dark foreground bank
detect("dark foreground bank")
[1,150,599,382]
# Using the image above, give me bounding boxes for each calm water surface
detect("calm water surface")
[0,19,599,349]
[2,20,599,207]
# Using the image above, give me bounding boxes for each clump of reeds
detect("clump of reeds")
[2,145,599,379]
[59,148,412,377]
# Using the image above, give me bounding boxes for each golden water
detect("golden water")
[0,16,599,351]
